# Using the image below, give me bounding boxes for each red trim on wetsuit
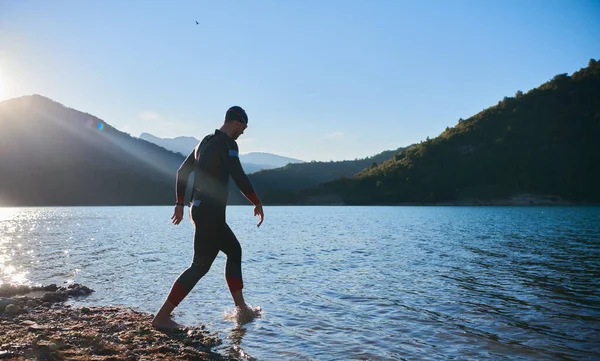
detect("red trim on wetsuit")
[167,281,188,306]
[226,277,243,292]
[176,195,185,204]
[245,192,261,206]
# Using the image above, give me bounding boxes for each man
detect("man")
[152,105,264,329]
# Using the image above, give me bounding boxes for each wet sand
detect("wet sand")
[0,284,235,360]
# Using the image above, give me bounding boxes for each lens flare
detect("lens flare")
[97,123,104,130]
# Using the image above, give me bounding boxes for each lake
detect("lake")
[1,205,599,360]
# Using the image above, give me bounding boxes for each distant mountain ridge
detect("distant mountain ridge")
[139,133,304,173]
[138,133,198,156]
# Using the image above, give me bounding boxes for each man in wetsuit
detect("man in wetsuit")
[151,105,264,329]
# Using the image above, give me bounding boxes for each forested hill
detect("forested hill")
[227,147,404,204]
[0,95,185,206]
[305,58,600,205]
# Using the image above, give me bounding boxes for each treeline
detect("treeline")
[227,148,403,204]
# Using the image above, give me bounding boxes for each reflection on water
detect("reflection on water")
[0,208,31,286]
[0,205,599,361]
[0,208,18,222]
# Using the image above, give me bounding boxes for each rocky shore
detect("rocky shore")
[0,284,234,361]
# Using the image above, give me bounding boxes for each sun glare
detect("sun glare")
[0,208,18,222]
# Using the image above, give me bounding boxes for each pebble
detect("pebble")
[0,298,15,312]
[4,304,18,315]
[49,339,66,351]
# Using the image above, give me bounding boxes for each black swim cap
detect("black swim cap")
[225,106,248,125]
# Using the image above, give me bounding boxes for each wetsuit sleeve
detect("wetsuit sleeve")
[175,150,195,203]
[225,141,261,206]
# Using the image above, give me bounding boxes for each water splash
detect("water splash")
[224,305,263,325]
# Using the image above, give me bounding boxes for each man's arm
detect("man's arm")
[175,150,195,204]
[225,141,261,206]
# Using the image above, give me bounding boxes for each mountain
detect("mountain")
[138,133,198,156]
[138,133,303,173]
[302,58,600,205]
[239,152,303,168]
[0,95,186,206]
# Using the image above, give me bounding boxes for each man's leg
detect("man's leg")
[151,256,216,328]
[152,206,219,328]
[221,224,257,323]
[220,224,245,304]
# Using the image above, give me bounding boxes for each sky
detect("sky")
[0,0,599,162]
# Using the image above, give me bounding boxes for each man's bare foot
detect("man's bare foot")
[151,316,183,329]
[237,305,261,325]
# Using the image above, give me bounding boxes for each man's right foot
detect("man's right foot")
[151,317,183,329]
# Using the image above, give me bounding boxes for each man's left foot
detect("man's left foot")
[152,317,183,329]
[237,305,261,325]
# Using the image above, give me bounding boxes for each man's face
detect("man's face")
[232,121,247,140]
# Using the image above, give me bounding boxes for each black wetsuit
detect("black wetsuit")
[167,129,260,306]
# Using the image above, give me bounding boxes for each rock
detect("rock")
[28,323,48,332]
[66,284,93,297]
[4,304,18,315]
[43,284,58,292]
[41,291,68,303]
[0,298,15,312]
[49,338,66,351]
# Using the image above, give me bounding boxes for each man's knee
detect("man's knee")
[180,261,211,284]
[226,241,242,261]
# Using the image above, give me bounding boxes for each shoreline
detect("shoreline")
[1,201,598,208]
[1,193,598,208]
[0,284,236,361]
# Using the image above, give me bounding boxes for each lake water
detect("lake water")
[1,206,599,361]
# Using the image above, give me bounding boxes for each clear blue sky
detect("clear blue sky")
[1,0,598,161]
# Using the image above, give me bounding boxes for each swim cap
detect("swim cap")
[225,106,248,125]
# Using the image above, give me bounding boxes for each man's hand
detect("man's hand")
[254,204,264,227]
[171,204,184,225]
